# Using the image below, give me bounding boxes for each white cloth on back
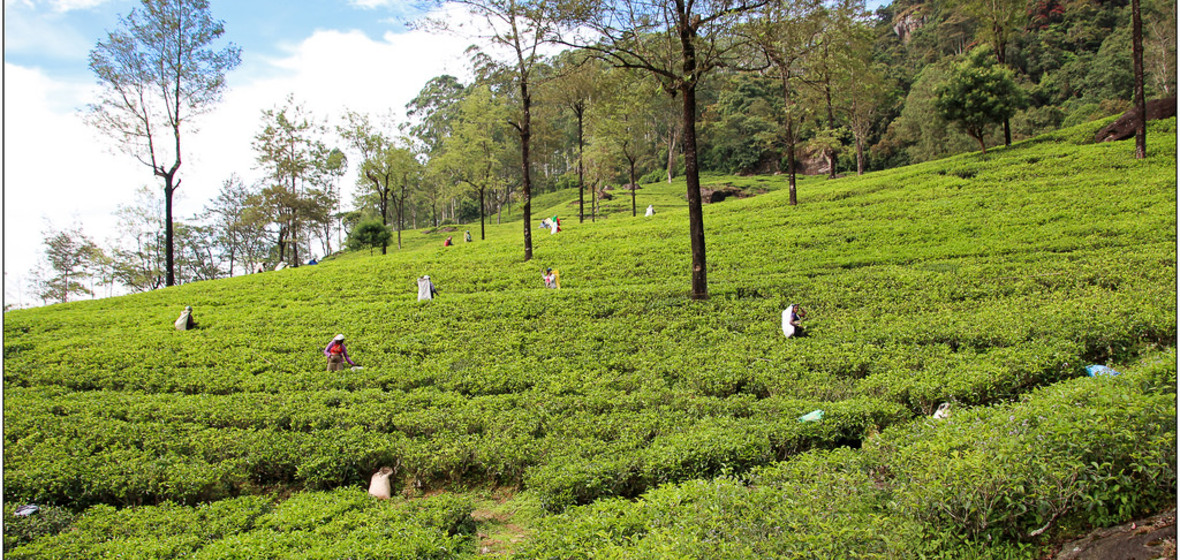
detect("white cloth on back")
[174,309,192,331]
[782,304,797,338]
[368,467,393,499]
[417,276,435,300]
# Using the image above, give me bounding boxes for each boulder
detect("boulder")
[1053,509,1175,560]
[1094,98,1177,143]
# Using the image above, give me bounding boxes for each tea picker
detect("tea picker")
[369,467,394,499]
[417,275,439,301]
[543,268,561,289]
[174,306,197,331]
[324,334,358,371]
[782,304,806,338]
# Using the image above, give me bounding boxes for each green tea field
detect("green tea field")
[4,117,1176,558]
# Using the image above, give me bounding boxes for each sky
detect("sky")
[3,0,484,307]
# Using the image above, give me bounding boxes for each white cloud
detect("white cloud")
[3,63,144,306]
[347,0,396,8]
[180,12,477,210]
[3,4,532,305]
[48,0,110,12]
[3,1,97,59]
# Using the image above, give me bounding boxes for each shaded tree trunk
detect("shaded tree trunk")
[680,26,708,301]
[576,104,586,223]
[1132,0,1147,159]
[628,154,637,217]
[164,177,176,286]
[855,136,866,175]
[519,76,534,261]
[784,76,799,206]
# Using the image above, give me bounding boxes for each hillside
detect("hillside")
[3,118,1176,558]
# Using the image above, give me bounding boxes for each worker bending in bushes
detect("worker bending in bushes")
[543,268,561,289]
[324,334,357,371]
[782,304,807,338]
[174,306,197,331]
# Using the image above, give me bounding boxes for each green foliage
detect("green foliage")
[935,48,1028,152]
[518,353,1177,559]
[346,220,392,255]
[3,121,1175,556]
[3,503,78,553]
[700,74,782,174]
[3,490,476,559]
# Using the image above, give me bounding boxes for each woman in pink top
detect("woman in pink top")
[324,334,356,371]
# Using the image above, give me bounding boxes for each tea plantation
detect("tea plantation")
[4,118,1176,558]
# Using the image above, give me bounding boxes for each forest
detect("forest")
[25,0,1176,303]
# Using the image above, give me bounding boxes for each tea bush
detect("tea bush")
[4,490,476,559]
[3,120,1174,556]
[517,352,1176,559]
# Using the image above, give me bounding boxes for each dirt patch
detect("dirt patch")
[1051,509,1176,560]
[471,487,531,556]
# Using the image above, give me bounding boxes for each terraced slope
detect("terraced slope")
[3,117,1175,558]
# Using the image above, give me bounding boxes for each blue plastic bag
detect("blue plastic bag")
[1085,365,1121,377]
[798,409,824,422]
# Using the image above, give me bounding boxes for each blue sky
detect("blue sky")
[5,0,425,73]
[4,0,480,306]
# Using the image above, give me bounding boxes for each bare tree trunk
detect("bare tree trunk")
[629,156,637,217]
[577,105,586,223]
[163,175,177,286]
[681,28,707,301]
[1132,0,1147,159]
[784,77,799,206]
[855,135,865,176]
[520,80,534,261]
[666,122,680,183]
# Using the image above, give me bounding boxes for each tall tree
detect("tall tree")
[438,85,512,241]
[958,0,1028,146]
[253,95,333,265]
[340,111,398,253]
[174,221,220,282]
[748,0,824,204]
[934,47,1026,154]
[110,186,167,292]
[385,144,423,250]
[86,0,240,287]
[557,0,769,300]
[34,224,102,304]
[320,148,348,256]
[593,67,660,216]
[432,0,554,262]
[842,61,894,175]
[545,53,606,222]
[203,174,255,276]
[406,75,469,155]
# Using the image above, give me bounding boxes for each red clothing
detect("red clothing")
[323,341,355,366]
